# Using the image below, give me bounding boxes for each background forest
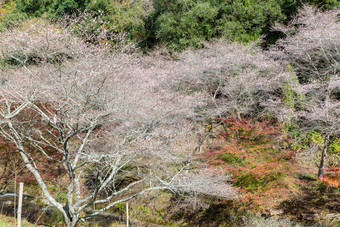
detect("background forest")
[0,0,339,226]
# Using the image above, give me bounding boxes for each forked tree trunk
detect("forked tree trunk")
[318,135,331,177]
[64,216,79,227]
[63,207,80,227]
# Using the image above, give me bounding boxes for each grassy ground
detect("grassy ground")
[0,214,37,227]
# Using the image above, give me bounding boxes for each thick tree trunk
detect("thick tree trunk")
[64,217,79,227]
[318,135,331,177]
[63,206,80,227]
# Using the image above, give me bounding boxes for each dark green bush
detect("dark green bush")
[14,0,51,17]
[84,0,112,14]
[152,0,219,49]
[303,0,340,9]
[50,0,88,16]
[13,0,89,17]
[104,0,146,40]
[0,0,92,30]
[148,0,293,50]
[217,0,285,42]
[149,0,338,50]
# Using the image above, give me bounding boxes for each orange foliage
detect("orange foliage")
[202,116,299,211]
[318,167,340,188]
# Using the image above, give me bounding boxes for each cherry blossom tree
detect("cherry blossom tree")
[271,6,339,83]
[296,79,340,177]
[163,40,289,120]
[0,20,236,227]
[270,6,340,177]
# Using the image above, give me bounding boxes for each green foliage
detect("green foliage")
[282,66,308,136]
[303,0,340,9]
[289,130,340,153]
[0,0,89,30]
[149,0,288,50]
[235,172,285,192]
[0,0,16,21]
[286,129,324,152]
[13,0,144,39]
[105,0,146,40]
[307,131,324,144]
[114,202,126,211]
[219,153,247,165]
[0,0,147,46]
[14,0,51,17]
[330,138,340,154]
[137,204,151,219]
[85,0,112,13]
[151,0,218,49]
[216,0,285,42]
[279,0,299,20]
[282,65,301,110]
[62,0,146,47]
[13,0,89,17]
[50,0,88,16]
[0,1,26,31]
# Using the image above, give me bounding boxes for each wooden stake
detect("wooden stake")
[17,182,24,227]
[14,173,17,227]
[126,202,129,227]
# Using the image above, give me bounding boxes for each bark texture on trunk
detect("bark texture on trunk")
[318,135,331,177]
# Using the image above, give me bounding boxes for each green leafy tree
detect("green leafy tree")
[304,0,340,9]
[50,0,88,16]
[14,0,51,17]
[152,0,218,49]
[149,0,289,50]
[13,0,99,17]
[216,0,285,42]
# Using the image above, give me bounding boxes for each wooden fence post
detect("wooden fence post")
[14,173,17,227]
[126,202,129,227]
[17,182,24,227]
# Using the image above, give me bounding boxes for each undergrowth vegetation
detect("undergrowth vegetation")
[202,117,300,211]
